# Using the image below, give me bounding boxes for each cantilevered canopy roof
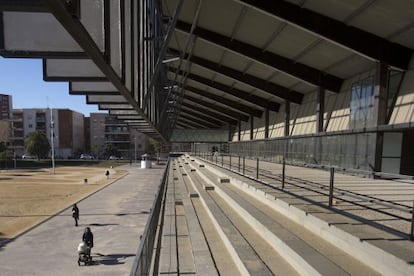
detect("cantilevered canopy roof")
[1,0,413,142]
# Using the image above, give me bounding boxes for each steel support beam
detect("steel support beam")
[373,62,389,173]
[183,85,263,117]
[181,103,237,125]
[0,0,46,12]
[182,95,249,121]
[285,101,290,136]
[316,87,325,133]
[237,0,413,70]
[250,114,254,140]
[238,119,241,141]
[179,113,220,128]
[175,20,343,92]
[169,67,280,111]
[180,107,226,126]
[265,108,269,139]
[169,48,303,104]
[42,0,165,141]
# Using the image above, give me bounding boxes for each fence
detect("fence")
[130,160,170,275]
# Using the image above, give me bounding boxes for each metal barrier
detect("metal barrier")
[130,161,170,276]
[195,152,414,240]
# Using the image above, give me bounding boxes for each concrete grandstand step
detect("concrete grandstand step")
[196,156,414,276]
[184,164,276,275]
[173,165,218,275]
[192,163,356,275]
[158,167,178,274]
[179,165,245,275]
[219,178,378,275]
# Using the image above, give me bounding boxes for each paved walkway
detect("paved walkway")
[0,163,166,276]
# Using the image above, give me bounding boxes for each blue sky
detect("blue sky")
[0,57,105,116]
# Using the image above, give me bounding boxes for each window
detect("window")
[350,77,374,129]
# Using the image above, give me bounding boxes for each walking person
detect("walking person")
[72,203,79,226]
[82,227,94,256]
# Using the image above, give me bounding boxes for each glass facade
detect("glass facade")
[350,77,374,129]
[204,68,404,174]
[228,132,376,172]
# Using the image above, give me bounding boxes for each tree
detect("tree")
[102,143,118,159]
[92,144,103,159]
[0,141,7,153]
[25,131,50,160]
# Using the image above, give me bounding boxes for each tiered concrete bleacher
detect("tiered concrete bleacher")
[158,160,217,275]
[157,155,414,275]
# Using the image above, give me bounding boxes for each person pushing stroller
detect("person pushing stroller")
[78,227,94,265]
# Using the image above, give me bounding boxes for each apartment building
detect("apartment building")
[89,113,148,159]
[10,108,84,158]
[0,94,12,120]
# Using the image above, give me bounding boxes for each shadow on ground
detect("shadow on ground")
[86,253,136,266]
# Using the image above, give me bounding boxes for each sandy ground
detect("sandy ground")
[0,166,127,240]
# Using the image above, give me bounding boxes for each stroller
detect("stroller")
[77,242,92,266]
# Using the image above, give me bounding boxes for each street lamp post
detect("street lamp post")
[134,136,137,164]
[50,108,55,174]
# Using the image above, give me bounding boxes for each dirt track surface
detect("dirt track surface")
[0,166,127,239]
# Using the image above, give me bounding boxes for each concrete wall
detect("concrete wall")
[233,57,414,141]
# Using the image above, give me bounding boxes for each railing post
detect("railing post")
[411,197,414,240]
[256,158,259,180]
[282,159,285,189]
[221,154,224,167]
[243,156,245,175]
[329,167,335,207]
[229,155,232,170]
[238,155,241,172]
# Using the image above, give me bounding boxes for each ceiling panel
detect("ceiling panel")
[169,31,188,52]
[298,41,355,71]
[234,7,283,48]
[348,0,414,39]
[99,104,132,110]
[70,81,117,92]
[212,74,239,88]
[245,62,278,81]
[163,0,199,25]
[44,58,105,79]
[187,63,215,78]
[270,73,305,90]
[1,12,82,53]
[87,95,127,103]
[325,55,375,80]
[301,0,368,22]
[391,28,414,50]
[190,37,227,62]
[266,24,320,60]
[196,0,243,37]
[220,50,252,72]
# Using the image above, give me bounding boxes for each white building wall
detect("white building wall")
[23,109,37,136]
[390,59,414,124]
[232,56,414,142]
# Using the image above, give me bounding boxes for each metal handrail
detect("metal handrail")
[196,152,414,240]
[130,160,170,276]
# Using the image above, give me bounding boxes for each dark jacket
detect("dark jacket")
[72,205,79,219]
[82,231,94,248]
